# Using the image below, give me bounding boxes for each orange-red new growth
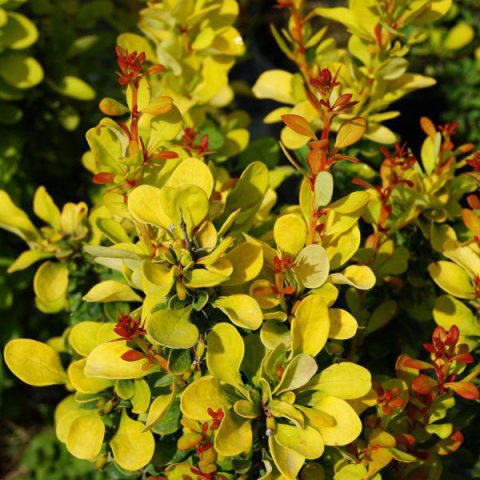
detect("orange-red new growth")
[116,47,145,86]
[114,312,146,341]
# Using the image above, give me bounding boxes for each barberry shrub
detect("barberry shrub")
[2,1,480,479]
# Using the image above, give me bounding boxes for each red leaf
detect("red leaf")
[404,358,434,370]
[281,114,316,139]
[412,374,437,395]
[451,353,474,364]
[93,172,115,185]
[420,117,436,138]
[121,349,145,362]
[146,64,165,76]
[152,150,179,160]
[445,381,479,400]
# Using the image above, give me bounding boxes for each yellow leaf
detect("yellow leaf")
[7,249,52,274]
[274,354,318,394]
[213,294,263,330]
[145,387,176,429]
[68,359,114,394]
[295,244,330,289]
[291,295,330,356]
[274,214,307,256]
[54,394,78,428]
[334,117,366,149]
[429,261,475,299]
[33,186,60,230]
[296,406,335,430]
[85,342,153,379]
[68,321,118,357]
[132,379,151,414]
[224,240,263,286]
[110,411,155,471]
[161,185,209,235]
[2,11,38,49]
[4,339,68,386]
[33,261,69,313]
[269,436,305,480]
[275,424,324,459]
[308,362,371,399]
[83,280,142,303]
[310,394,362,445]
[141,261,175,297]
[0,190,39,241]
[184,268,229,288]
[167,158,214,197]
[324,225,360,269]
[147,306,199,349]
[56,408,89,444]
[328,309,358,340]
[180,376,231,421]
[117,33,156,62]
[54,75,95,101]
[115,380,135,400]
[433,295,480,337]
[66,412,105,460]
[250,279,280,310]
[253,70,294,104]
[148,105,183,146]
[334,464,368,480]
[329,265,376,290]
[142,95,173,115]
[60,202,88,238]
[128,185,171,229]
[414,0,452,23]
[214,409,252,456]
[207,322,244,386]
[0,53,44,89]
[127,77,150,111]
[195,221,218,250]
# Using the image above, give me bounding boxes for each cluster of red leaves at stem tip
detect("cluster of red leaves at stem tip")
[181,128,212,158]
[404,325,479,401]
[93,47,178,191]
[178,409,226,480]
[467,152,480,171]
[374,382,406,416]
[113,312,169,371]
[113,312,146,342]
[280,65,363,182]
[271,255,296,296]
[421,117,475,170]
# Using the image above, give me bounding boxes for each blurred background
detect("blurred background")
[1,0,479,478]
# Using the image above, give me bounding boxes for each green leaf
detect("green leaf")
[0,53,43,89]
